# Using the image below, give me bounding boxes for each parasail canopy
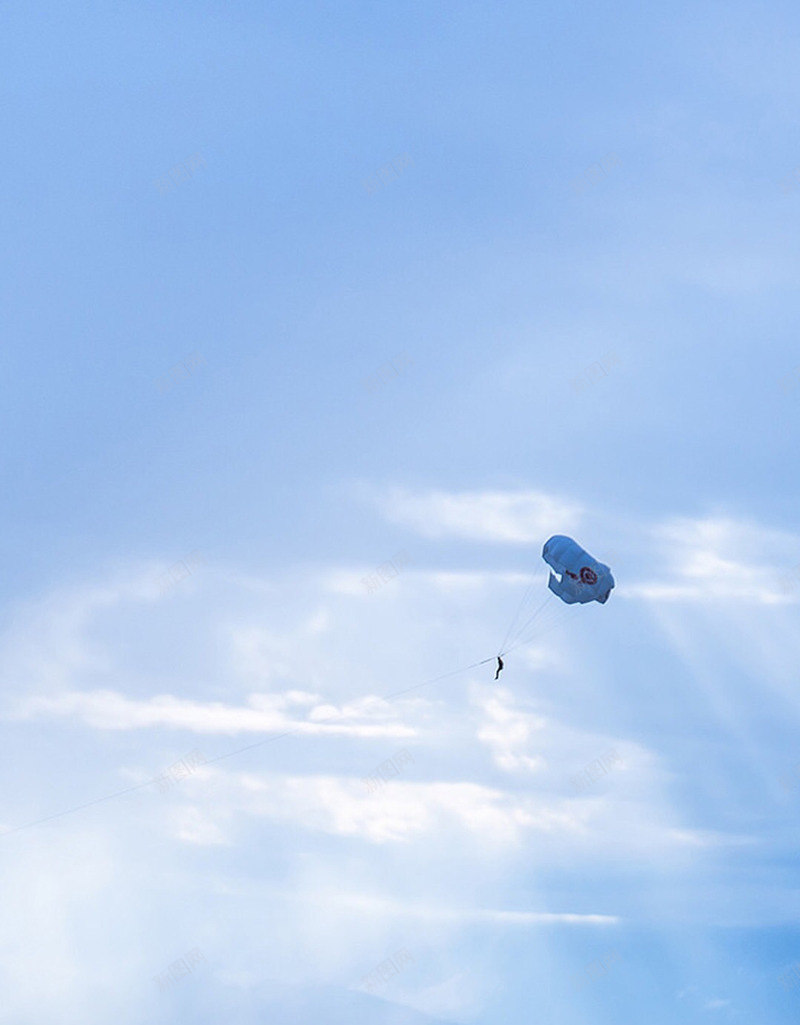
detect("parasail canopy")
[542,535,614,605]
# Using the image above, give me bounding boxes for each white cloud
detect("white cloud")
[627,516,800,604]
[473,685,547,772]
[0,554,732,872]
[173,804,229,846]
[0,512,784,1025]
[305,889,618,926]
[374,488,582,544]
[233,772,566,844]
[188,761,723,863]
[9,688,417,739]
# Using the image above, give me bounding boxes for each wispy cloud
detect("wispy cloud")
[180,757,729,859]
[327,890,619,926]
[626,516,800,604]
[374,488,582,544]
[473,686,547,773]
[9,688,417,739]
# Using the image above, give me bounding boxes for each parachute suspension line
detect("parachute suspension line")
[504,598,573,655]
[500,591,554,654]
[502,600,579,656]
[380,654,497,702]
[498,571,542,656]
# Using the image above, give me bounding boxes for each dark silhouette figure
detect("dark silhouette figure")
[494,656,504,681]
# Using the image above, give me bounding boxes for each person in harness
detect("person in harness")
[494,655,504,681]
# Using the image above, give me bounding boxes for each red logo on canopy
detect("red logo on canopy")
[580,566,597,585]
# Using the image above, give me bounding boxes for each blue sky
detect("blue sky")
[2,1,800,1021]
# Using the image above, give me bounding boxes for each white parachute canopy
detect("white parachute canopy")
[542,535,615,605]
[498,535,615,659]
